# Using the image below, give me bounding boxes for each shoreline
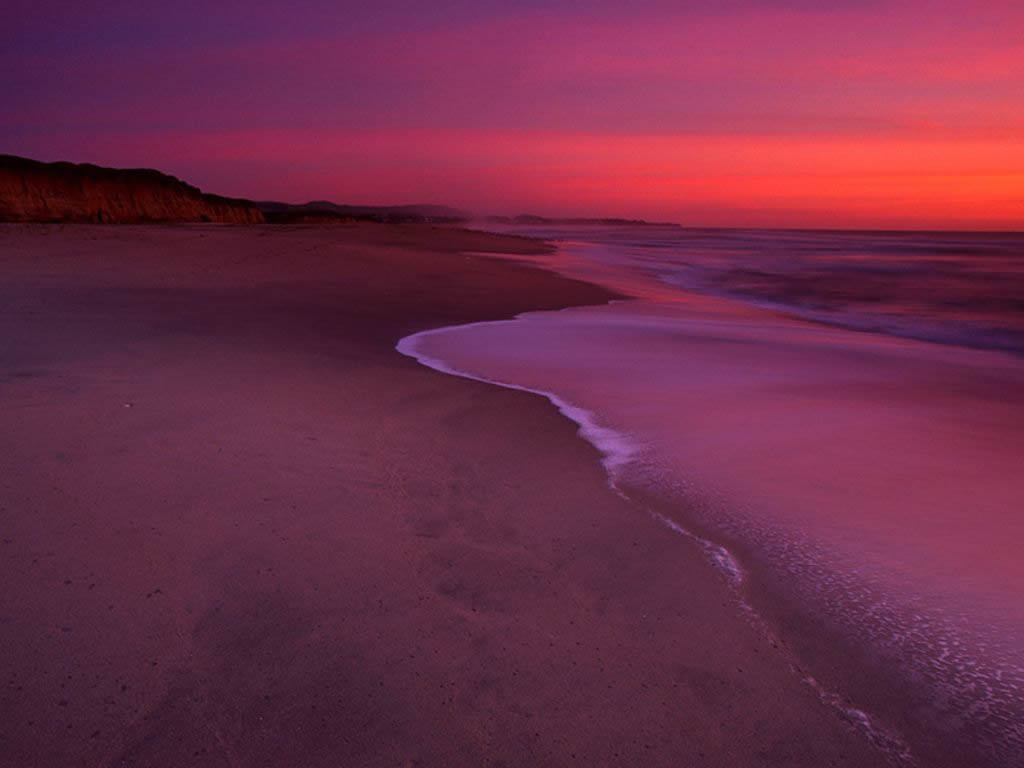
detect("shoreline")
[2,222,884,766]
[394,269,926,768]
[397,317,917,767]
[403,240,1024,768]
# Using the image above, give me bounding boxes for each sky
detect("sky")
[3,0,1023,228]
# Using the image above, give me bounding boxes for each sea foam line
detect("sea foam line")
[399,320,746,587]
[397,318,914,766]
[397,318,638,475]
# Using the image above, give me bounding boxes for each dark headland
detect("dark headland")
[0,154,264,224]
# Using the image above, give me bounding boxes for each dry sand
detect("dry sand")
[1,223,881,766]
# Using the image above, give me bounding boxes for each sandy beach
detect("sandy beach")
[0,223,887,766]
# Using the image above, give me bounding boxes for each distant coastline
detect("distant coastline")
[482,214,680,228]
[0,154,682,228]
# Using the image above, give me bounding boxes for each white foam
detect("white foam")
[802,674,916,766]
[398,321,754,587]
[647,510,745,587]
[398,319,640,475]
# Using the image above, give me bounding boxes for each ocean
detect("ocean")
[399,226,1024,766]
[514,226,1024,355]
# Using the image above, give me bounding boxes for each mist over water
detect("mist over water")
[405,226,1024,766]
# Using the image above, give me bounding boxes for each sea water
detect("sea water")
[399,226,1024,766]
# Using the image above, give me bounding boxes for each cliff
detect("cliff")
[0,154,264,224]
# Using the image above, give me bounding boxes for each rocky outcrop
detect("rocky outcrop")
[0,154,264,224]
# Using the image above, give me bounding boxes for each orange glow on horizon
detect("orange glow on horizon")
[58,128,1023,230]
[7,1,1024,229]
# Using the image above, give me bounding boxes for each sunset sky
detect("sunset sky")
[4,1,1023,228]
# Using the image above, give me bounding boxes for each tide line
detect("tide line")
[396,318,914,767]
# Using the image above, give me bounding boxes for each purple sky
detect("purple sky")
[4,1,1023,227]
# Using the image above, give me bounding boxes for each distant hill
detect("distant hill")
[484,214,680,227]
[255,204,677,228]
[0,154,264,224]
[257,200,470,224]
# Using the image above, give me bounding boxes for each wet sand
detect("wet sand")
[1,223,881,766]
